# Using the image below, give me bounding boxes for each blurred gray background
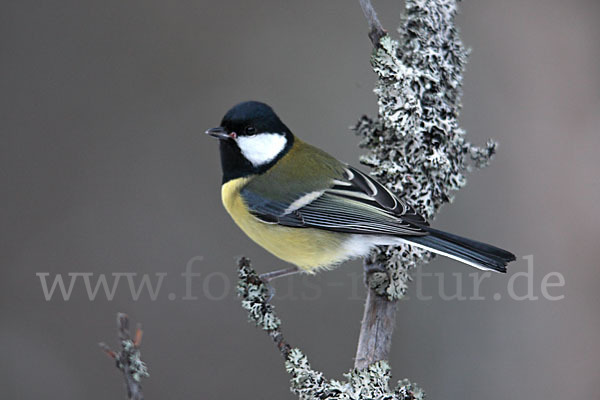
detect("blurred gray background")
[2,0,599,399]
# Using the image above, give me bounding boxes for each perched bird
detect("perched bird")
[206,101,515,281]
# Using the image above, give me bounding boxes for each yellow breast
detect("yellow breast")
[221,178,348,272]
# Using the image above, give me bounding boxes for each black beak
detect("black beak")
[205,126,230,140]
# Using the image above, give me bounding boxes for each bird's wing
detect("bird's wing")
[328,166,428,226]
[241,165,427,236]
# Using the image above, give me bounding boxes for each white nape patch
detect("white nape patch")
[283,191,323,214]
[236,133,287,167]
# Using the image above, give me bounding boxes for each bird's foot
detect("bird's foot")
[259,267,300,301]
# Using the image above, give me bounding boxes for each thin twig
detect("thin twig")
[237,257,291,358]
[359,0,386,46]
[99,313,149,400]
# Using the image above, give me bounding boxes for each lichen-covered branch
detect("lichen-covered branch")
[354,0,496,374]
[238,257,291,358]
[99,313,149,400]
[354,0,496,301]
[237,258,423,399]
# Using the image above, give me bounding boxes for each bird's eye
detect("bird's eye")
[245,126,256,135]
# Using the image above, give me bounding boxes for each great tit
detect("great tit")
[206,101,515,280]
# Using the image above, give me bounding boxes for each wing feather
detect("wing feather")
[332,166,428,225]
[240,162,428,236]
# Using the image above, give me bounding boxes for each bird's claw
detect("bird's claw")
[258,274,276,301]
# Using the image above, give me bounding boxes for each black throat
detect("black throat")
[219,132,294,184]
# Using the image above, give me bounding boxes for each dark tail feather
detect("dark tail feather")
[406,227,515,273]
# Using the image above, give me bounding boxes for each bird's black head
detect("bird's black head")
[206,101,294,183]
[220,101,290,137]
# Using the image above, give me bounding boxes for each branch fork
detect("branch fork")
[99,313,149,400]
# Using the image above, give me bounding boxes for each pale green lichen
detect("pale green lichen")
[237,259,281,331]
[119,340,150,382]
[112,339,149,383]
[353,0,496,301]
[238,263,424,399]
[285,348,424,400]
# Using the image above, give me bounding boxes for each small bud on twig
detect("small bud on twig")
[99,313,149,400]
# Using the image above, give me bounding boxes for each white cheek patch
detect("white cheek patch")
[236,133,287,167]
